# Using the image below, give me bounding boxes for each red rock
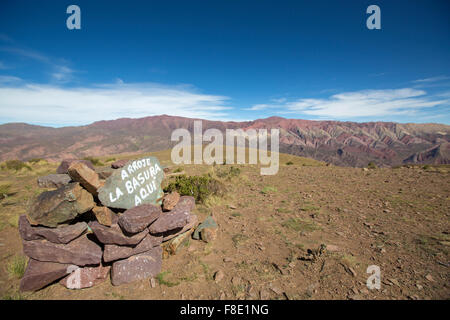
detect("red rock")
[22,235,102,266]
[111,159,128,169]
[89,221,148,246]
[68,162,102,196]
[103,234,162,263]
[20,258,78,292]
[162,214,198,242]
[59,264,110,289]
[111,246,162,286]
[19,215,87,244]
[118,204,161,234]
[57,159,95,174]
[148,196,194,234]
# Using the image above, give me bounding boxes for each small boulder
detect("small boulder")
[162,191,180,211]
[148,196,194,234]
[22,235,102,266]
[37,174,71,189]
[89,221,148,246]
[200,227,217,243]
[193,215,218,240]
[92,206,116,227]
[27,182,95,228]
[20,258,78,292]
[19,215,87,244]
[118,204,161,234]
[111,247,162,286]
[103,234,162,263]
[68,162,102,196]
[59,264,110,289]
[111,159,128,169]
[57,159,95,174]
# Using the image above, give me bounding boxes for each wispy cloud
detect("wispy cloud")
[51,65,75,83]
[248,88,449,120]
[413,75,450,83]
[0,81,232,126]
[0,46,77,83]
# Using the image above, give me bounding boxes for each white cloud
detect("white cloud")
[249,88,449,119]
[413,76,450,83]
[51,66,75,83]
[0,82,232,126]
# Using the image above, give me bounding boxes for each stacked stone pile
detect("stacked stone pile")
[19,157,204,291]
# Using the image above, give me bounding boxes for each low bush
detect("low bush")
[164,174,225,203]
[82,156,104,166]
[1,160,31,171]
[367,161,378,169]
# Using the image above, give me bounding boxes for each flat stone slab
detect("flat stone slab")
[111,246,162,286]
[118,204,161,234]
[20,258,78,292]
[37,174,71,189]
[19,215,87,244]
[57,159,95,174]
[103,234,162,263]
[59,264,110,289]
[27,182,95,228]
[98,156,164,209]
[148,196,194,234]
[89,221,148,246]
[22,235,102,266]
[162,214,198,242]
[68,162,103,196]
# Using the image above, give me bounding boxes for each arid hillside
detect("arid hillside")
[0,115,449,167]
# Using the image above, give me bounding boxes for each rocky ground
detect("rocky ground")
[0,150,449,300]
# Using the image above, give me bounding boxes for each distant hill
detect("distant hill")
[0,115,449,167]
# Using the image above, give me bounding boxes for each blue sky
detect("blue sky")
[0,0,449,126]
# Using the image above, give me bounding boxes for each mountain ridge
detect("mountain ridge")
[1,115,449,167]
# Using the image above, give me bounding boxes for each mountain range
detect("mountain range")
[0,115,449,167]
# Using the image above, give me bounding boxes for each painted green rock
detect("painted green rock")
[98,156,164,210]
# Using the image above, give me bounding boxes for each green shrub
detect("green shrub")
[286,161,294,165]
[422,164,431,170]
[367,161,378,169]
[2,160,31,171]
[164,174,225,203]
[27,158,44,164]
[173,167,183,173]
[82,156,104,166]
[105,157,116,162]
[215,166,241,179]
[0,184,11,195]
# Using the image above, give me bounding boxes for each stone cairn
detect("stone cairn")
[19,157,214,292]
